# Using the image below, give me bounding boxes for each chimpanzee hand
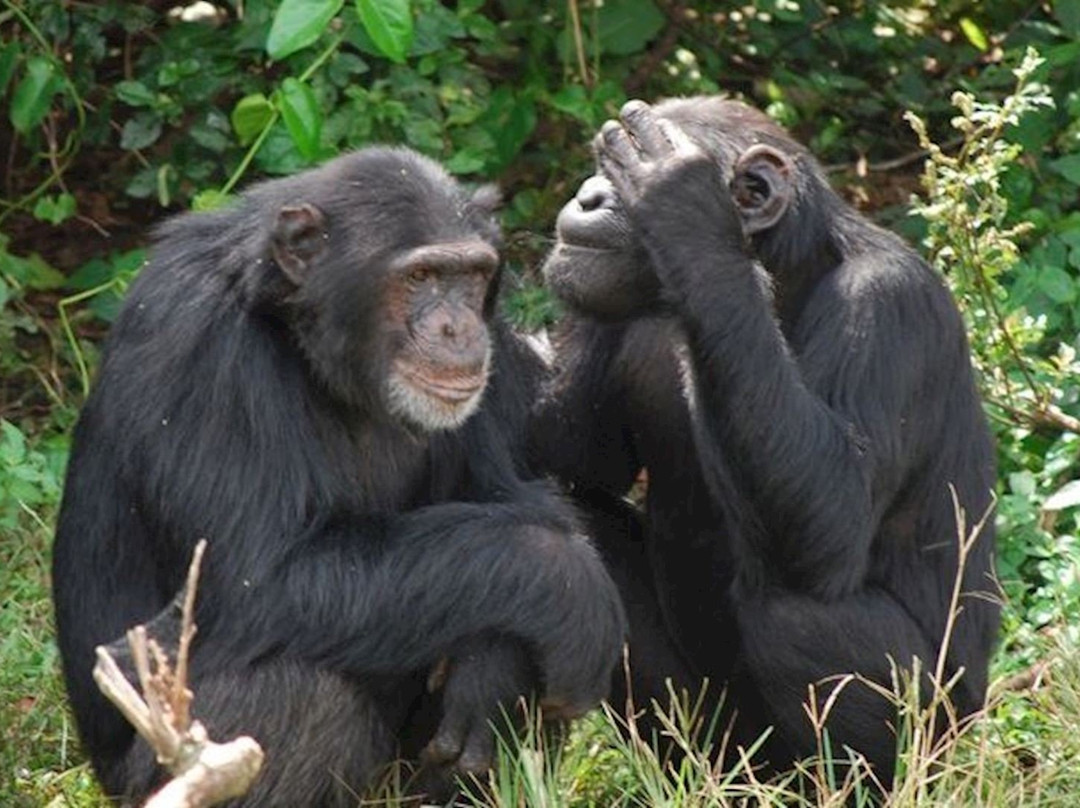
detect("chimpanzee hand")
[594,100,745,263]
[420,636,535,795]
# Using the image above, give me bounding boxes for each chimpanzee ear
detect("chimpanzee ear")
[271,203,327,285]
[731,145,794,235]
[464,184,503,248]
[468,184,502,215]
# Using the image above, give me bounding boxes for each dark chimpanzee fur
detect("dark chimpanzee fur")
[534,97,998,784]
[53,147,625,807]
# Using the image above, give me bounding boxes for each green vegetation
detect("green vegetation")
[2,0,1080,804]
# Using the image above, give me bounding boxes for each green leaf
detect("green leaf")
[0,247,64,290]
[115,80,157,107]
[1050,154,1080,185]
[120,111,163,150]
[959,17,988,51]
[1045,479,1080,512]
[231,93,275,146]
[10,56,60,134]
[32,193,77,225]
[125,167,157,199]
[549,85,590,121]
[404,115,442,153]
[480,87,536,170]
[327,51,369,86]
[1036,265,1077,304]
[192,190,231,212]
[409,3,465,55]
[157,59,200,87]
[267,0,344,60]
[66,249,146,292]
[253,122,309,175]
[596,0,664,56]
[1055,0,1080,38]
[0,421,27,467]
[189,121,230,153]
[277,78,322,160]
[156,164,176,208]
[1009,471,1037,498]
[0,42,20,95]
[444,149,486,175]
[355,0,414,63]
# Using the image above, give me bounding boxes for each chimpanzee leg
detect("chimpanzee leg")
[735,590,936,784]
[103,662,403,808]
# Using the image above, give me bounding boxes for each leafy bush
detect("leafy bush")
[0,419,63,530]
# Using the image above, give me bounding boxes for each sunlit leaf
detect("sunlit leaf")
[192,190,231,211]
[355,0,414,64]
[231,93,275,146]
[959,17,989,51]
[1044,480,1080,512]
[267,0,344,60]
[32,193,77,225]
[277,78,322,160]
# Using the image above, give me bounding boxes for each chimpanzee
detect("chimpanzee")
[52,146,626,806]
[534,97,999,784]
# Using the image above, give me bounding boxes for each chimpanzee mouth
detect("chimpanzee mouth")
[554,214,631,252]
[387,361,489,432]
[393,362,486,405]
[554,239,622,254]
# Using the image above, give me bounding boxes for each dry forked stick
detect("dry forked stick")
[92,539,265,808]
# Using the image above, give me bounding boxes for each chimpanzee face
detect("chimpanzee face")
[267,149,502,431]
[380,239,497,430]
[543,97,797,322]
[542,170,659,322]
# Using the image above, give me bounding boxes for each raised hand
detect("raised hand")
[594,100,709,208]
[593,100,744,281]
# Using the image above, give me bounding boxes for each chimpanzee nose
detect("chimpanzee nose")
[576,176,616,212]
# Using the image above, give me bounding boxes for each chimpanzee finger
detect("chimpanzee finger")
[423,710,469,766]
[456,719,496,775]
[655,118,699,157]
[598,119,641,169]
[427,656,450,693]
[595,151,633,205]
[619,100,671,159]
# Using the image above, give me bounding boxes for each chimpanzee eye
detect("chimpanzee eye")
[409,267,431,284]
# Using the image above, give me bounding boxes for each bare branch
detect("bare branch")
[92,540,265,808]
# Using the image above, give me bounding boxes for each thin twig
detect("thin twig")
[92,540,264,807]
[567,0,591,88]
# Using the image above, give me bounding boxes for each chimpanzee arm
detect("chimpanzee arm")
[528,317,642,496]
[595,107,947,601]
[206,492,623,717]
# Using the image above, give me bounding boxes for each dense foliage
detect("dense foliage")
[1,0,1079,804]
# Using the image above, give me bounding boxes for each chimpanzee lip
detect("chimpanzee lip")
[395,362,484,403]
[554,239,621,253]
